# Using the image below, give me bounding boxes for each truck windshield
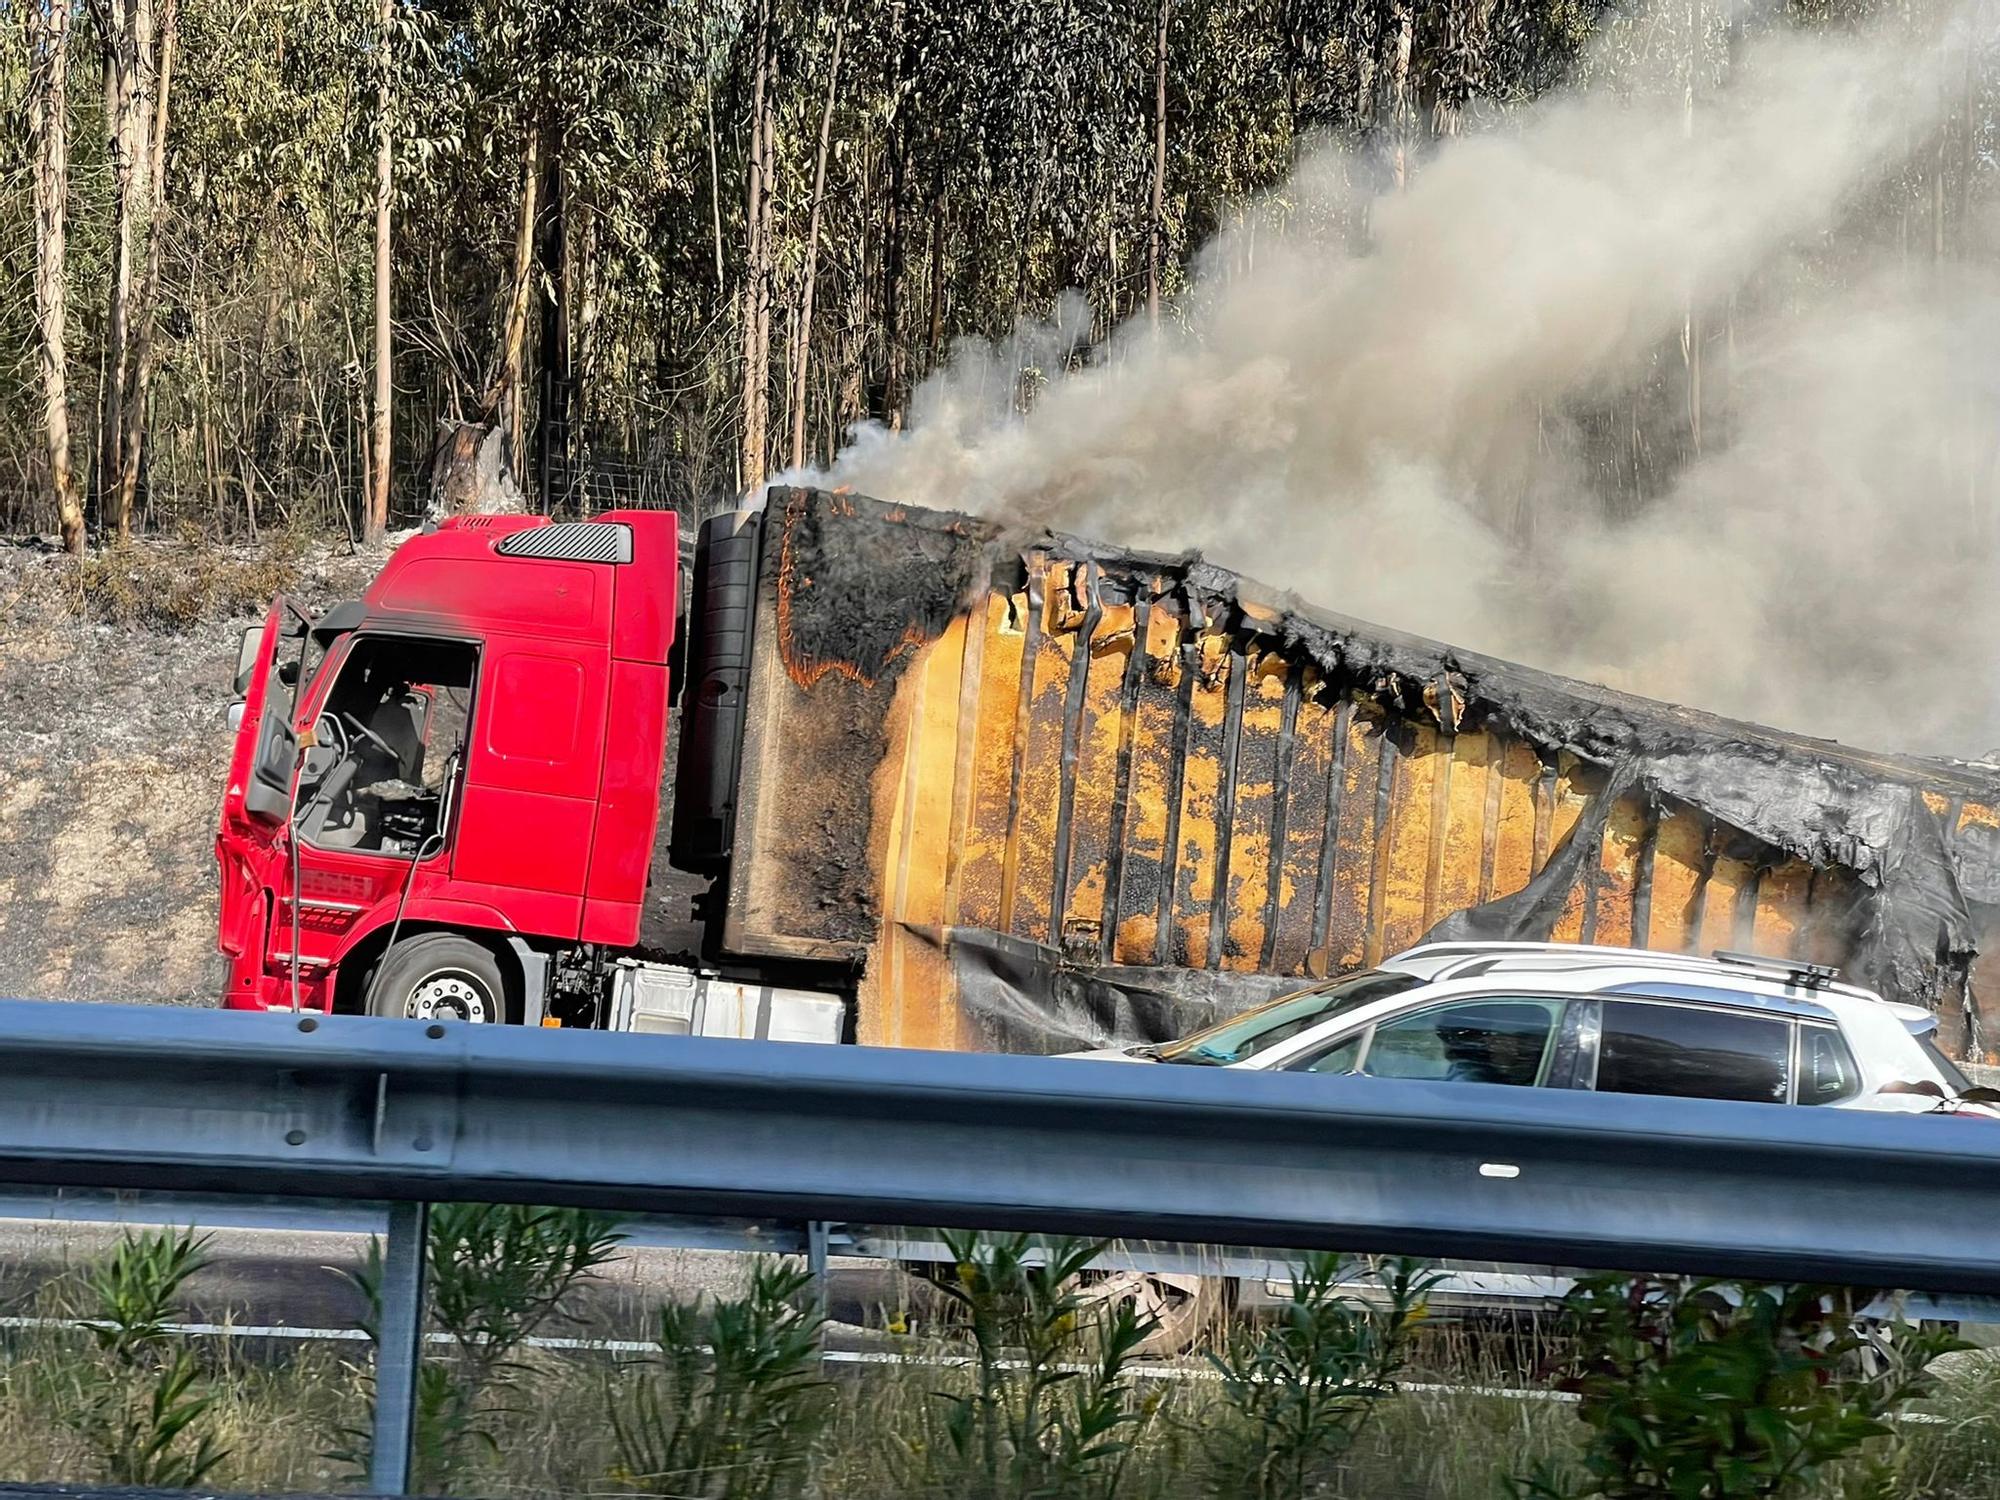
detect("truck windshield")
[1148,969,1424,1066]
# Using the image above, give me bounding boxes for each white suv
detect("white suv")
[1074,943,1983,1115]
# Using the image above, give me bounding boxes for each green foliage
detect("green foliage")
[1515,1276,1966,1499]
[17,0,1974,548]
[415,1201,628,1373]
[607,1258,832,1499]
[3,0,1644,539]
[1201,1254,1438,1500]
[895,1231,1161,1500]
[338,1201,626,1490]
[7,1230,1996,1500]
[62,1227,228,1488]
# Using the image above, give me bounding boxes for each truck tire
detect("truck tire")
[368,934,508,1024]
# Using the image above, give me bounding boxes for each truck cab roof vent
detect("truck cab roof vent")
[494,520,633,564]
[443,514,543,532]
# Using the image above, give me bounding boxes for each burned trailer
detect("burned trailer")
[683,486,2000,1062]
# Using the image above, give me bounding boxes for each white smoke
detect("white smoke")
[820,0,2000,757]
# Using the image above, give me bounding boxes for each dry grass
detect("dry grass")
[64,538,308,631]
[6,1327,1997,1499]
[1863,1352,2000,1500]
[0,1322,361,1493]
[0,526,379,636]
[1,1265,1996,1500]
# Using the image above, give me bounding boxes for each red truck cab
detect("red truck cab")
[218,512,679,1023]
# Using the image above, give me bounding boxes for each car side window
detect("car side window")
[1353,998,1565,1086]
[1298,1035,1363,1075]
[1797,1024,1859,1105]
[1595,1000,1790,1105]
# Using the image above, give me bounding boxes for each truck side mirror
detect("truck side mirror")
[233,627,262,696]
[226,700,247,732]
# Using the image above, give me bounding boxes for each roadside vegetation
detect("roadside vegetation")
[0,1210,1993,1498]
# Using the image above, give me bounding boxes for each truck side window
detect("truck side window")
[297,636,477,857]
[1595,1000,1790,1105]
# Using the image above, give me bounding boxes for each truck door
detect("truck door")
[449,634,610,938]
[217,597,293,969]
[280,633,480,983]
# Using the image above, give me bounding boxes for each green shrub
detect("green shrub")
[1515,1276,1965,1499]
[608,1258,832,1499]
[893,1231,1161,1500]
[62,1227,227,1488]
[340,1202,626,1490]
[1201,1254,1436,1500]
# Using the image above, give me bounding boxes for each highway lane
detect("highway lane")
[0,1215,920,1345]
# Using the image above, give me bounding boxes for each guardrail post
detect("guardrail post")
[806,1219,830,1323]
[371,1200,430,1497]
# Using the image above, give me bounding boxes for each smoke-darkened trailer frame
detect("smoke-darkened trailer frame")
[675,487,2000,1062]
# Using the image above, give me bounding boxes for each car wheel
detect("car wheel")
[1075,1271,1239,1358]
[895,1263,1237,1356]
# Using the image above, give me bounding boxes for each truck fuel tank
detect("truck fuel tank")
[609,959,845,1045]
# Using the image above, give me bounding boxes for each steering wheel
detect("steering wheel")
[339,710,398,760]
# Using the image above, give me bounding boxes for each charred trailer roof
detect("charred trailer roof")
[696,486,2000,1060]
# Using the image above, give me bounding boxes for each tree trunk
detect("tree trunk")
[485,118,542,477]
[738,0,775,491]
[365,0,392,539]
[1011,129,1050,325]
[108,0,154,537]
[881,137,906,425]
[26,0,84,555]
[1433,0,1494,138]
[705,84,725,300]
[575,200,599,442]
[115,0,176,537]
[925,199,945,373]
[837,147,872,452]
[96,0,140,535]
[535,137,570,508]
[756,99,776,458]
[788,10,844,471]
[877,4,908,426]
[1680,0,1701,461]
[1147,0,1170,324]
[129,0,153,218]
[1385,0,1415,191]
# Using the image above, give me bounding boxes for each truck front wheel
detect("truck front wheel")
[367,934,508,1024]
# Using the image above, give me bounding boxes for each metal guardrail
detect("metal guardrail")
[7,998,2000,1489]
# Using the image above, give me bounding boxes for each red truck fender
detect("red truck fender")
[323,897,520,1000]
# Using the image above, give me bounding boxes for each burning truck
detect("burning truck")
[218,486,2000,1064]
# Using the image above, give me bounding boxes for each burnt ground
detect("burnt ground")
[0,536,389,1007]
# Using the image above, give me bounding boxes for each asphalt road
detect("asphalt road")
[0,1217,923,1348]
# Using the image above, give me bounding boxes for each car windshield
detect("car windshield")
[1919,1034,1974,1093]
[1149,969,1425,1066]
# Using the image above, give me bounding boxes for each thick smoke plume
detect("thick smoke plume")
[820,0,2000,758]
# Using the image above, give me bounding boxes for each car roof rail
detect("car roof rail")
[1712,949,1841,991]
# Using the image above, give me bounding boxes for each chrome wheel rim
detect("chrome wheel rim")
[406,968,493,1024]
